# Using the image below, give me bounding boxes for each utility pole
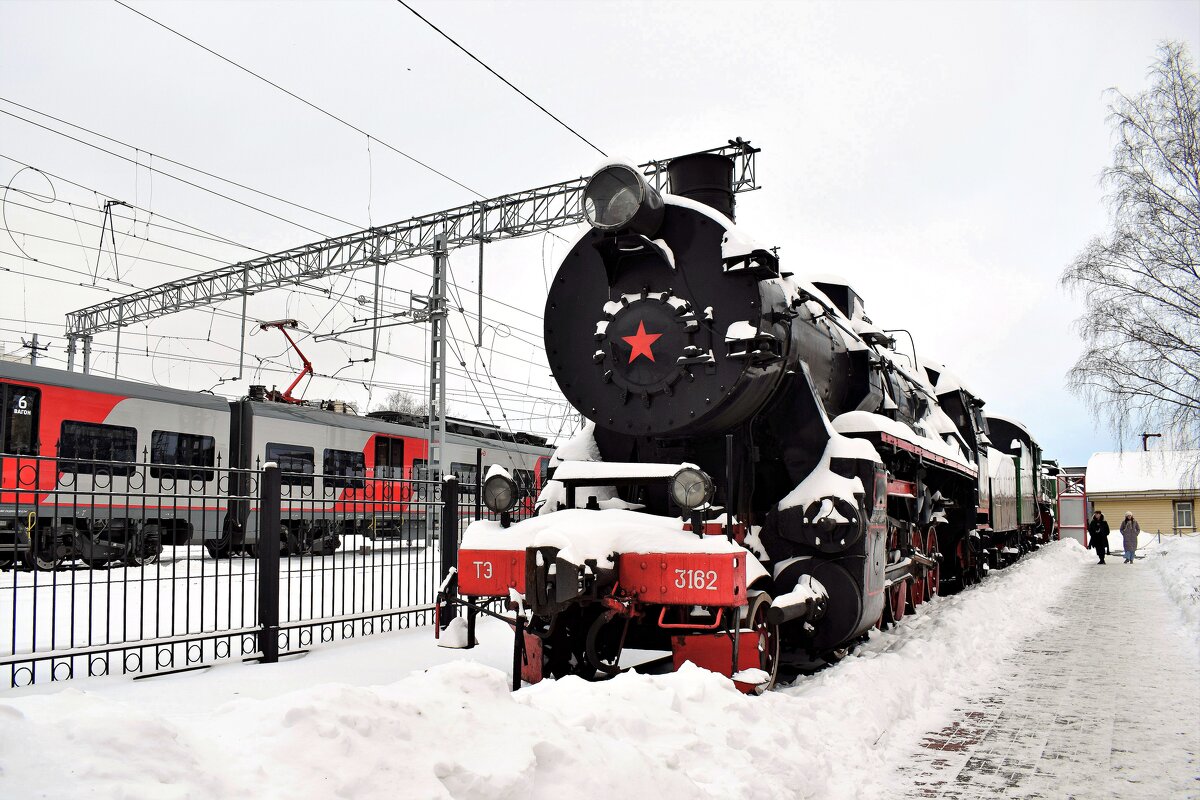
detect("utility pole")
[428,235,449,483]
[20,334,48,366]
[81,335,92,375]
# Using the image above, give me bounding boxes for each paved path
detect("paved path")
[898,556,1200,799]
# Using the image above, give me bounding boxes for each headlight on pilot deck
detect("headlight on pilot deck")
[483,473,518,513]
[669,466,714,511]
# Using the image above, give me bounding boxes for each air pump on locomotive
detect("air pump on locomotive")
[442,146,1052,691]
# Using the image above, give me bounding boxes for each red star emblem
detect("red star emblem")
[622,320,662,364]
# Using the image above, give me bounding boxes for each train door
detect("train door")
[1,383,41,505]
[374,436,405,479]
[1,384,39,456]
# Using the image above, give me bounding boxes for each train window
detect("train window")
[58,420,136,475]
[1,384,40,455]
[374,436,405,479]
[324,449,366,488]
[411,457,438,501]
[451,462,478,497]
[150,430,216,481]
[411,457,439,481]
[513,469,535,498]
[265,442,315,487]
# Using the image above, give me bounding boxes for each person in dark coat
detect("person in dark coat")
[1120,512,1141,563]
[1088,510,1109,564]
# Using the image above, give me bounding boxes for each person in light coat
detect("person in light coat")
[1120,512,1140,563]
[1088,510,1109,564]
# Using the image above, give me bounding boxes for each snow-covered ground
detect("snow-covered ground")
[1142,533,1200,641]
[1,539,440,685]
[1,540,1123,799]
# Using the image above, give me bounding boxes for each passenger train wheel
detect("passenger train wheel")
[126,544,162,568]
[907,529,925,612]
[24,550,64,571]
[926,528,940,599]
[22,529,66,571]
[744,592,780,693]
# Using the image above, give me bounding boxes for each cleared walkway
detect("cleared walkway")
[899,556,1200,799]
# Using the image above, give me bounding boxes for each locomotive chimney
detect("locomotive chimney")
[667,153,736,221]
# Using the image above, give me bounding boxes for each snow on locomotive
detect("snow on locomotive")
[446,150,1055,691]
[0,361,551,569]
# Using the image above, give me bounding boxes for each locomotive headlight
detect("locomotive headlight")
[583,164,664,235]
[483,472,519,513]
[669,466,714,511]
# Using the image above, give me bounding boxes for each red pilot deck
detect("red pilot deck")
[617,551,748,606]
[458,549,525,597]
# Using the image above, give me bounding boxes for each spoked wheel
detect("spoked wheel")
[542,607,597,680]
[883,526,907,628]
[743,592,781,693]
[926,527,940,599]
[955,538,973,587]
[584,611,625,677]
[907,529,925,612]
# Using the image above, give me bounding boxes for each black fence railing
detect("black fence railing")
[0,452,533,688]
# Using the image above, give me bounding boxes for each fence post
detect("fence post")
[474,447,483,521]
[257,463,281,663]
[439,476,459,629]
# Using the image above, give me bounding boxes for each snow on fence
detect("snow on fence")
[0,455,521,688]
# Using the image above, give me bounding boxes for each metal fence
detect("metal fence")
[0,452,526,688]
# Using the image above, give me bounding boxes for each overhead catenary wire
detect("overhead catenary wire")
[0,153,266,254]
[395,0,606,158]
[111,0,486,199]
[0,152,547,328]
[0,97,364,231]
[0,107,333,237]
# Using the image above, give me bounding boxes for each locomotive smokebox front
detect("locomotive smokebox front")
[545,156,792,438]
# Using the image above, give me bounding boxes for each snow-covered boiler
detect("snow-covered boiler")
[447,149,1045,690]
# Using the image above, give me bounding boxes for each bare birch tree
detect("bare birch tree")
[1062,42,1200,451]
[374,390,424,415]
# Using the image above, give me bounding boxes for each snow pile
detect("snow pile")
[0,541,1091,800]
[1143,534,1200,641]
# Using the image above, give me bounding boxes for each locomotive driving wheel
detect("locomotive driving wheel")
[955,537,973,588]
[926,527,940,599]
[744,592,780,693]
[883,526,906,628]
[907,529,925,612]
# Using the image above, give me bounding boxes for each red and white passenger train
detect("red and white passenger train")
[0,360,552,570]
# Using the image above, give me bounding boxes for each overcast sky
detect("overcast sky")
[1,0,1197,465]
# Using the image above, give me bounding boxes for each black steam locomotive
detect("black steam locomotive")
[447,146,1054,691]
